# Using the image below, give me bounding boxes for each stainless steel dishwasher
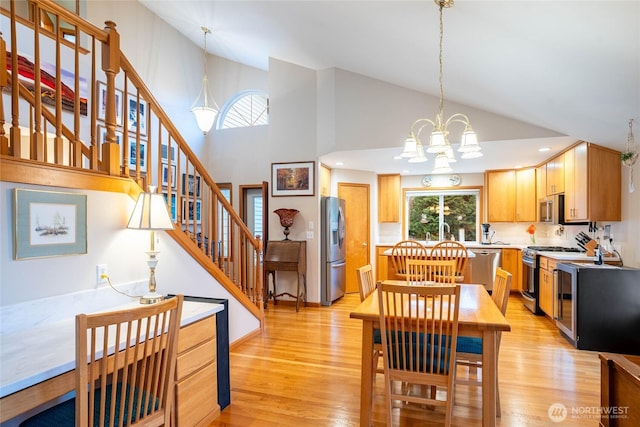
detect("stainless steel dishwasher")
[471,248,501,291]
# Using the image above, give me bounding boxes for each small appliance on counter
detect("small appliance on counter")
[481,223,494,245]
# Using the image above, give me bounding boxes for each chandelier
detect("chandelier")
[191,26,220,134]
[401,0,481,173]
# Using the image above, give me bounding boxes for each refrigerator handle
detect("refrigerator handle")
[331,261,346,268]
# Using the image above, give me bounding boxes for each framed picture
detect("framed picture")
[13,189,87,259]
[127,138,147,172]
[271,161,315,196]
[161,143,176,165]
[161,162,177,189]
[182,199,202,224]
[162,192,177,222]
[127,94,147,136]
[182,173,201,197]
[97,125,123,146]
[96,81,123,126]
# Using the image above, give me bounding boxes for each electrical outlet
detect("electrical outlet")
[96,264,108,285]
[306,231,314,239]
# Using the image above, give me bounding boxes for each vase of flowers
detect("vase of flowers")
[526,224,536,244]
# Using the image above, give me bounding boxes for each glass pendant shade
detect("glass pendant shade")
[433,152,453,173]
[427,130,446,153]
[401,134,418,157]
[408,142,427,163]
[192,105,218,134]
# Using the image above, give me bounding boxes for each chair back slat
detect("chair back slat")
[491,268,512,314]
[390,240,427,278]
[356,264,376,302]
[406,259,457,285]
[430,241,469,282]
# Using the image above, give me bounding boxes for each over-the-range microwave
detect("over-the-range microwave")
[539,194,564,224]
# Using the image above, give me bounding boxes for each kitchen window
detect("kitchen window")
[405,189,480,242]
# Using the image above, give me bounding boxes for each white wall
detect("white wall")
[0,182,259,342]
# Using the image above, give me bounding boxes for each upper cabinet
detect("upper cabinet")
[378,174,401,223]
[486,168,536,222]
[546,153,565,195]
[515,168,537,222]
[564,142,621,223]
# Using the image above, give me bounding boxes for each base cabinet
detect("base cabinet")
[175,315,220,426]
[501,248,522,292]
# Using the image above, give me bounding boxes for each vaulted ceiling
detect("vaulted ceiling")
[140,0,639,174]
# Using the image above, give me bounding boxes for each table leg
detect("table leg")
[482,330,497,427]
[360,320,374,427]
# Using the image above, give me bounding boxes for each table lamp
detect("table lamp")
[127,186,174,304]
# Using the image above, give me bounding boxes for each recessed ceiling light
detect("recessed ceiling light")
[538,147,551,152]
[335,161,344,166]
[393,155,403,160]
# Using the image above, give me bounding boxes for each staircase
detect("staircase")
[0,0,264,322]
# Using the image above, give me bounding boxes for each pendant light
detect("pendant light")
[191,26,219,134]
[401,0,481,173]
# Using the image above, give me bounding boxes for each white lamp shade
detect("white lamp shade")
[444,144,456,163]
[127,190,174,230]
[427,130,446,153]
[433,152,453,174]
[407,142,427,163]
[401,134,418,157]
[191,106,218,134]
[459,130,480,153]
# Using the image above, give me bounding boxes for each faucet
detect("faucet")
[439,222,450,241]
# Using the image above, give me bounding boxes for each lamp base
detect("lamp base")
[140,292,164,305]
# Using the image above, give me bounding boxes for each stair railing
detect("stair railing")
[0,0,264,317]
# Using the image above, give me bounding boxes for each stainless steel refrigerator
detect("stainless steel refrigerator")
[321,196,346,306]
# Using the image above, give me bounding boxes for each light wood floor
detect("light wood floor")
[209,292,601,426]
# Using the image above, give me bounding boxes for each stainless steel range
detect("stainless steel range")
[521,246,583,314]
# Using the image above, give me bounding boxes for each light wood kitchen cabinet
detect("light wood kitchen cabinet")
[376,246,392,282]
[175,314,220,426]
[486,168,536,222]
[564,142,621,223]
[538,257,557,318]
[486,170,516,222]
[546,153,565,195]
[500,248,522,292]
[536,165,546,208]
[515,168,537,222]
[378,174,400,223]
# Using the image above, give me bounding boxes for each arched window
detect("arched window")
[216,89,268,130]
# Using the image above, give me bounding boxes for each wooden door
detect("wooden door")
[338,183,370,294]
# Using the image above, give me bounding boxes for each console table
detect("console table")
[264,240,307,311]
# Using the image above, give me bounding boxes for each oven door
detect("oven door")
[521,255,537,313]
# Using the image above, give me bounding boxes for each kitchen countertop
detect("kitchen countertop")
[0,287,223,399]
[537,251,621,263]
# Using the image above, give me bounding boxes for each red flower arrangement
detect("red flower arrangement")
[526,224,536,243]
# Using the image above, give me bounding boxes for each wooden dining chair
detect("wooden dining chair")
[20,296,184,427]
[390,240,428,280]
[430,241,469,283]
[455,268,512,416]
[405,259,457,285]
[356,264,376,302]
[377,282,461,426]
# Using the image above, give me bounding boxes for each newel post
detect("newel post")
[100,21,121,176]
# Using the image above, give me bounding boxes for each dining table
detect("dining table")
[349,281,511,427]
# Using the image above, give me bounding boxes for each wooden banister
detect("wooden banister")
[0,0,264,321]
